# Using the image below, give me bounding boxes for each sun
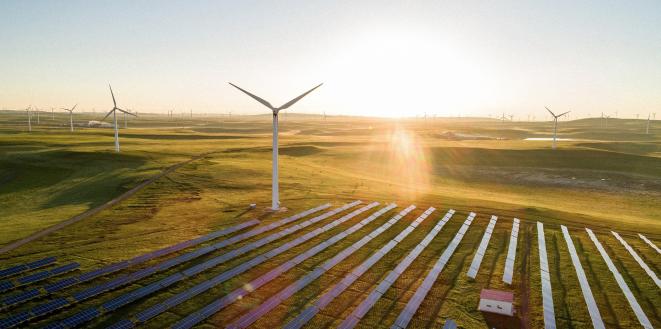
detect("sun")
[322,26,494,117]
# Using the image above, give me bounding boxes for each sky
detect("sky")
[1,0,660,118]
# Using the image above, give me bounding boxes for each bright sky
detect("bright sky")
[1,1,660,118]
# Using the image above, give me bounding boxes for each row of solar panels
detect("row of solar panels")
[0,262,80,294]
[560,226,605,329]
[0,203,337,329]
[502,218,520,285]
[111,203,396,328]
[0,219,261,309]
[105,202,390,329]
[638,233,661,254]
[466,215,498,278]
[284,207,437,329]
[536,222,556,329]
[338,209,455,329]
[214,206,419,329]
[0,257,56,280]
[43,202,360,329]
[611,231,660,289]
[586,228,653,328]
[391,212,476,329]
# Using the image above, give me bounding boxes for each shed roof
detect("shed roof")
[480,289,514,302]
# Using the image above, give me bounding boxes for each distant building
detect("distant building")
[478,289,514,316]
[88,120,113,128]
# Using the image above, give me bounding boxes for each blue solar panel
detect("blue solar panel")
[31,297,69,316]
[17,271,49,285]
[0,281,14,292]
[44,276,78,293]
[51,262,80,275]
[0,311,30,328]
[3,288,40,306]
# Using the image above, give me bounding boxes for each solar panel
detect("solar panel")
[586,228,653,328]
[31,204,342,328]
[0,257,56,280]
[0,311,30,329]
[2,288,40,306]
[537,222,556,329]
[285,207,436,329]
[175,205,417,329]
[31,297,69,316]
[560,226,605,329]
[36,218,262,303]
[467,216,498,278]
[390,212,475,329]
[63,201,373,328]
[638,233,661,254]
[611,231,660,288]
[503,218,520,285]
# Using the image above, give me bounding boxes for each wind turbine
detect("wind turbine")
[25,106,32,132]
[500,113,507,123]
[545,107,570,149]
[646,113,651,134]
[229,82,323,210]
[62,104,77,132]
[103,85,136,152]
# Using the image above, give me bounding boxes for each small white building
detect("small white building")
[478,289,514,316]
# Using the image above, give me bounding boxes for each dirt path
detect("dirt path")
[0,152,212,255]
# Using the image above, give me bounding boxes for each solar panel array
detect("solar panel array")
[638,234,661,254]
[0,262,80,293]
[0,257,56,280]
[0,203,335,329]
[611,231,661,289]
[586,228,653,328]
[0,219,261,310]
[107,202,392,329]
[391,212,476,329]
[338,209,455,329]
[284,207,437,329]
[46,201,367,329]
[466,215,498,278]
[537,222,556,329]
[211,206,418,329]
[502,218,520,285]
[560,225,605,329]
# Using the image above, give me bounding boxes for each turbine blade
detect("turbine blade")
[545,106,556,117]
[102,108,115,121]
[71,104,77,111]
[109,84,117,107]
[557,111,570,117]
[228,83,275,110]
[116,108,138,116]
[278,83,323,110]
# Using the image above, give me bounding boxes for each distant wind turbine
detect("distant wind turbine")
[229,82,323,210]
[500,113,507,123]
[62,104,77,132]
[545,106,570,149]
[646,113,650,134]
[25,106,32,132]
[103,85,136,152]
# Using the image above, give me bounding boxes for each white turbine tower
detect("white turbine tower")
[25,106,32,132]
[545,106,570,150]
[229,82,323,210]
[62,104,77,132]
[103,85,136,152]
[646,113,650,134]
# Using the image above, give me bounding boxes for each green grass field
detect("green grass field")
[0,111,659,329]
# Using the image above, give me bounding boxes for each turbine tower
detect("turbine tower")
[545,107,570,150]
[229,82,323,210]
[25,106,32,132]
[62,104,77,132]
[103,85,136,152]
[646,113,650,134]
